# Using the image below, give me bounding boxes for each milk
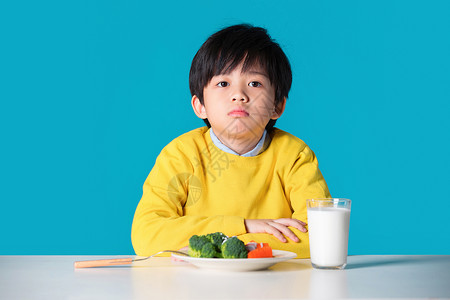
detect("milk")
[307,207,350,268]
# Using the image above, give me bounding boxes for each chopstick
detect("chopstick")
[74,258,133,268]
[74,250,189,268]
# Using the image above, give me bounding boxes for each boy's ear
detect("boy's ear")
[271,97,287,120]
[191,95,207,119]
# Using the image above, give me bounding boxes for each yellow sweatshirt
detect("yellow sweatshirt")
[131,127,331,257]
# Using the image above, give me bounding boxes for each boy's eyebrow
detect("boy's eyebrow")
[245,70,269,77]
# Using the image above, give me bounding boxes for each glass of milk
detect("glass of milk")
[307,198,351,270]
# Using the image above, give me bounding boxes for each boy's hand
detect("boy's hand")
[244,218,307,243]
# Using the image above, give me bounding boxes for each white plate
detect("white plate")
[172,250,297,271]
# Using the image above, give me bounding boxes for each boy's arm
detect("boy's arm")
[131,145,247,256]
[237,144,331,258]
[131,183,246,256]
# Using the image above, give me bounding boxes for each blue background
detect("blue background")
[1,0,449,255]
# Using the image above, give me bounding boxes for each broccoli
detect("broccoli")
[221,236,248,258]
[188,233,247,259]
[188,235,219,258]
[205,232,228,251]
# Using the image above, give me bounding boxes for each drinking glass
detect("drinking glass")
[306,198,351,270]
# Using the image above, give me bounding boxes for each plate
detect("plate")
[172,250,297,271]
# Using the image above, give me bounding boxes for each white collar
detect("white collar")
[209,129,269,157]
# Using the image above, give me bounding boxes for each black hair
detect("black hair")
[189,24,292,131]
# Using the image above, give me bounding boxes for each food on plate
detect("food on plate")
[205,232,228,252]
[221,236,248,258]
[187,232,273,259]
[246,242,273,258]
[188,235,219,258]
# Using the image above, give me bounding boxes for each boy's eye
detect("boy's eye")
[249,81,262,87]
[217,81,229,87]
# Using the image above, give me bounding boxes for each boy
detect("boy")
[131,24,331,258]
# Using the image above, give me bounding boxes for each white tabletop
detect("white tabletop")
[1,255,449,299]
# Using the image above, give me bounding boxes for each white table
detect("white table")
[1,255,449,299]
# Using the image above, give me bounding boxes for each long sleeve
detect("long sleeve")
[236,144,330,258]
[286,144,331,257]
[131,127,331,258]
[131,132,247,256]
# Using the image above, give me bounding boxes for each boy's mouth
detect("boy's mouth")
[228,109,249,117]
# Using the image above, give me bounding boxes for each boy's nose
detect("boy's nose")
[232,96,247,102]
[231,90,249,102]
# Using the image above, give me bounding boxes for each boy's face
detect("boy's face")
[192,62,285,144]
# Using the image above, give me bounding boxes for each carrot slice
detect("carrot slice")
[248,245,273,258]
